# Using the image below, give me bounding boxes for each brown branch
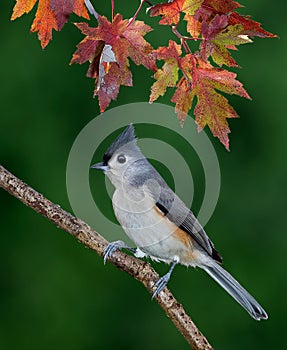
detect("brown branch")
[0,164,213,350]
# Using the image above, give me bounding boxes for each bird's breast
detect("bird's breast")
[112,189,203,265]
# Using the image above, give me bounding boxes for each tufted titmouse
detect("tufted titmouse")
[91,124,267,320]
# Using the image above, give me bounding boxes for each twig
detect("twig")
[128,0,146,28]
[84,0,99,20]
[172,26,192,54]
[127,0,153,28]
[0,164,213,350]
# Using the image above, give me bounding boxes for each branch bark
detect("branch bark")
[0,164,213,350]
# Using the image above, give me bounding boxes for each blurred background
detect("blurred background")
[0,1,286,349]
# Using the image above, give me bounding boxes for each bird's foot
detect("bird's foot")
[103,240,136,264]
[152,257,179,298]
[152,272,172,298]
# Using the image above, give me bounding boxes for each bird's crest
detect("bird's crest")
[103,124,136,165]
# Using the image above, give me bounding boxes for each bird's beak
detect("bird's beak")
[91,162,109,172]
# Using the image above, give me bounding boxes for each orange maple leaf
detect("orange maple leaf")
[11,0,37,19]
[11,0,89,49]
[149,0,203,25]
[31,0,58,49]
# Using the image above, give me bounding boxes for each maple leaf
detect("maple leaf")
[228,12,277,38]
[192,64,250,150]
[30,0,58,49]
[124,20,157,70]
[150,40,182,102]
[74,15,156,70]
[11,0,37,20]
[11,0,58,49]
[200,19,253,66]
[149,0,203,25]
[71,14,156,112]
[11,0,89,48]
[197,9,275,67]
[171,58,250,149]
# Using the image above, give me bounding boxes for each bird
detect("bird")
[91,123,268,320]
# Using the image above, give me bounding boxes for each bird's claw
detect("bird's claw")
[103,240,136,264]
[152,258,178,298]
[104,241,121,264]
[152,273,171,299]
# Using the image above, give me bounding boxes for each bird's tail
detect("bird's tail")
[203,263,268,320]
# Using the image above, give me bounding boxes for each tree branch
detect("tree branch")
[0,164,213,350]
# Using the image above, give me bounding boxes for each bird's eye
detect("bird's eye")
[117,154,126,164]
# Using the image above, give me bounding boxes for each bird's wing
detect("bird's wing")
[145,176,222,263]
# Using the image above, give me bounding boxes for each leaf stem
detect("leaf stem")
[127,0,151,28]
[172,26,192,54]
[111,0,115,20]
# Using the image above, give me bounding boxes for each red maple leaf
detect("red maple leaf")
[11,0,89,48]
[71,14,156,112]
[191,62,250,149]
[228,12,277,38]
[171,58,250,149]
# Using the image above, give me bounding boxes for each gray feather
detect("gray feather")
[142,165,222,262]
[204,263,268,320]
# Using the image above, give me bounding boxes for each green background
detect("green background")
[0,1,285,349]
